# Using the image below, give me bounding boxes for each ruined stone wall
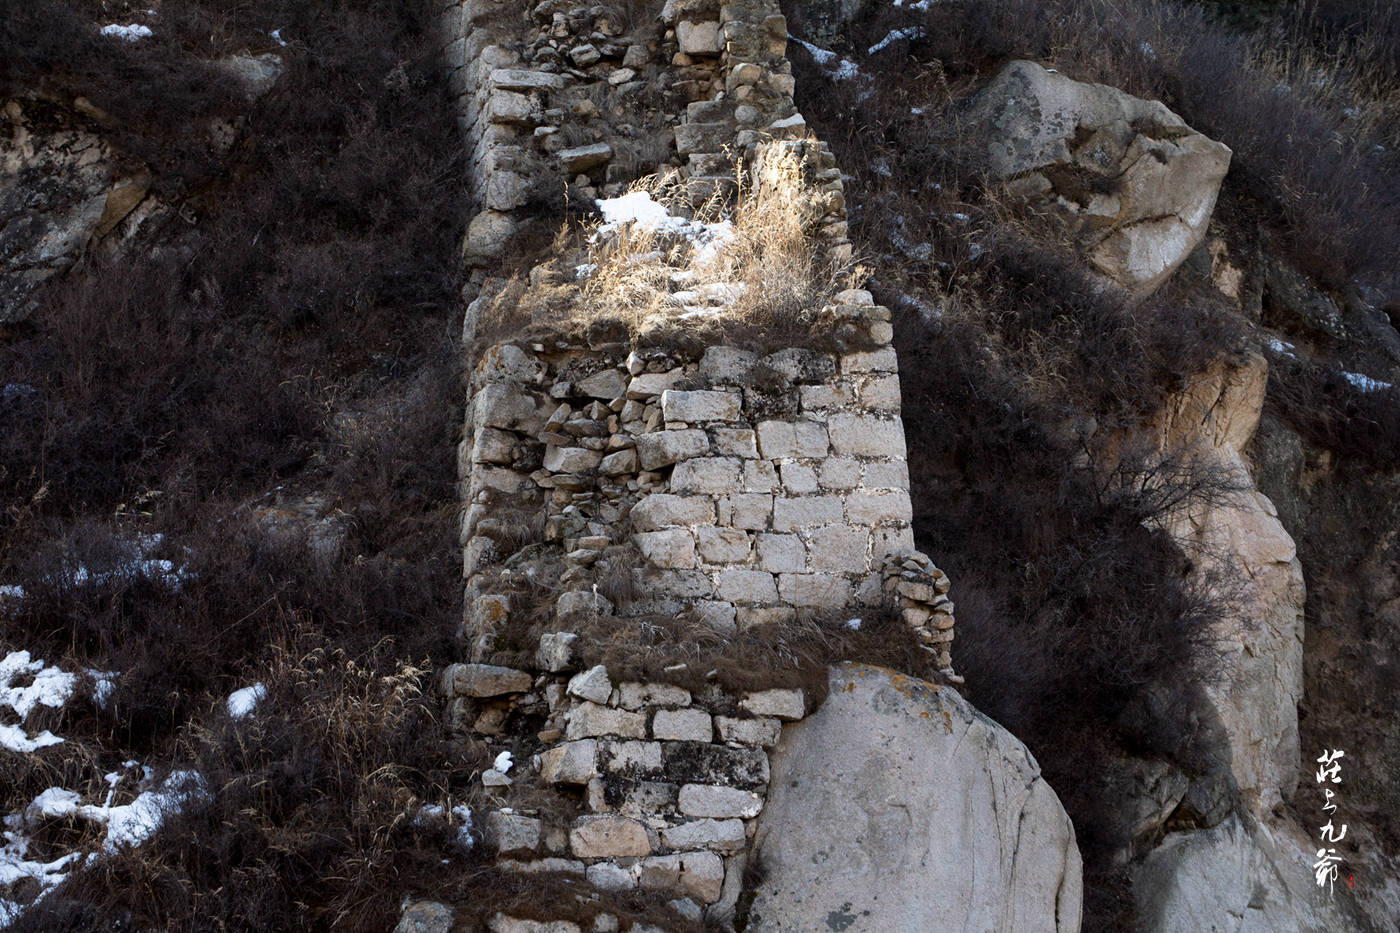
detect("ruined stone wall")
[439,0,848,287]
[431,2,955,929]
[457,309,955,665]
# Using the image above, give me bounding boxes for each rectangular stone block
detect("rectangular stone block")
[540,740,599,784]
[741,460,778,492]
[872,524,916,561]
[618,682,691,710]
[861,374,902,409]
[566,702,647,740]
[827,413,906,458]
[740,688,805,720]
[808,525,868,572]
[755,420,829,459]
[841,347,898,372]
[819,457,862,490]
[636,429,709,469]
[845,489,914,525]
[862,460,910,490]
[671,458,741,494]
[652,707,714,742]
[772,496,842,531]
[472,427,516,464]
[660,818,746,853]
[589,778,678,817]
[711,427,759,458]
[634,529,697,569]
[728,493,773,530]
[678,784,763,819]
[799,383,854,410]
[571,814,651,858]
[445,662,530,697]
[779,462,819,494]
[630,494,716,530]
[627,370,684,399]
[777,573,855,608]
[662,743,769,787]
[485,811,542,856]
[680,850,725,903]
[756,533,805,572]
[599,740,663,775]
[697,527,751,563]
[715,569,779,605]
[714,715,781,747]
[642,569,715,599]
[661,389,741,423]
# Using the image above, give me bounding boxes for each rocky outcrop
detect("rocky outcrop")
[1135,813,1366,933]
[748,664,1082,933]
[960,60,1231,295]
[1,99,148,320]
[1153,352,1304,816]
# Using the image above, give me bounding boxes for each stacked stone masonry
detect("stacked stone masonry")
[457,290,956,670]
[437,0,953,929]
[441,0,849,281]
[441,653,805,927]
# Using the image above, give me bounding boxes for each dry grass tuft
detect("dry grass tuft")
[475,145,856,351]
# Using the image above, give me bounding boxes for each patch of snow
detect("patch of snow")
[1,770,204,926]
[450,805,474,850]
[869,27,925,55]
[871,157,892,178]
[1139,42,1157,61]
[845,618,862,631]
[493,751,514,774]
[270,28,287,47]
[2,651,77,720]
[968,242,984,261]
[1343,107,1359,119]
[574,262,597,279]
[226,683,267,720]
[893,0,936,9]
[1342,371,1393,393]
[99,24,153,41]
[0,725,64,754]
[1265,337,1297,358]
[86,670,118,710]
[910,107,925,116]
[788,36,862,82]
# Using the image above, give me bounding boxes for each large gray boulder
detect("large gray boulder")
[960,60,1231,295]
[748,663,1082,933]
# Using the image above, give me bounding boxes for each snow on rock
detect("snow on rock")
[226,683,268,720]
[868,27,926,55]
[99,24,153,41]
[788,36,861,81]
[493,750,514,774]
[1342,370,1394,393]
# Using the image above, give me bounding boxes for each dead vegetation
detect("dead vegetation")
[473,146,861,355]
